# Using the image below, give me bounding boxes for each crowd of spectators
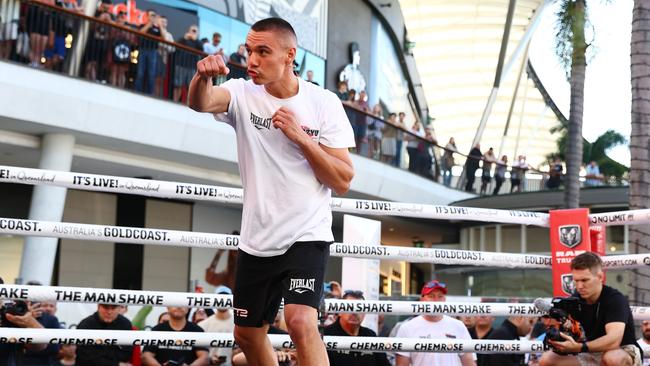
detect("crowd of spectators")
[0,0,249,103]
[3,273,650,366]
[1,0,618,194]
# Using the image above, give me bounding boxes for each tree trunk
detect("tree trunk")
[630,0,650,306]
[563,0,587,209]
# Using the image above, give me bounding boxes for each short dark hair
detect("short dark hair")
[251,17,297,42]
[570,252,602,273]
[213,32,221,38]
[342,290,364,300]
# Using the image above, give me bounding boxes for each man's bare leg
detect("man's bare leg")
[539,351,581,366]
[602,349,634,366]
[234,324,278,366]
[284,304,328,366]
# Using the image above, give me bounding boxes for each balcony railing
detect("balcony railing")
[1,1,627,195]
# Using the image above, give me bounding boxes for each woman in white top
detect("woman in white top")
[405,120,423,172]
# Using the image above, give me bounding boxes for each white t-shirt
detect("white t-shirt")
[637,338,650,366]
[396,315,475,366]
[198,313,235,366]
[215,78,355,256]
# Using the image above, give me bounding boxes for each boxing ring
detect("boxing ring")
[1,164,649,355]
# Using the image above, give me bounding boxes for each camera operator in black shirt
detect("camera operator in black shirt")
[540,252,642,366]
[0,277,46,366]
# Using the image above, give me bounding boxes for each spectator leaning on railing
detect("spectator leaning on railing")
[229,43,247,66]
[334,80,348,101]
[173,24,203,103]
[546,155,563,190]
[441,137,457,187]
[395,112,407,168]
[84,10,111,82]
[480,147,495,195]
[493,155,508,195]
[585,160,604,187]
[414,127,436,178]
[203,32,226,60]
[353,90,370,154]
[405,120,423,172]
[464,143,482,193]
[381,113,398,164]
[108,11,135,88]
[135,9,162,94]
[510,155,528,193]
[155,15,174,97]
[368,104,384,159]
[26,0,53,68]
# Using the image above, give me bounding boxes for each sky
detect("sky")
[529,0,632,166]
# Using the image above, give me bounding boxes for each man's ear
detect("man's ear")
[596,269,604,283]
[287,47,296,66]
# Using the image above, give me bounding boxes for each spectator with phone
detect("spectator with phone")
[198,286,235,365]
[23,297,62,365]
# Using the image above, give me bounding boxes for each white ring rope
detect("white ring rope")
[0,217,647,269]
[0,328,546,354]
[2,285,650,319]
[0,217,549,268]
[0,165,549,226]
[5,164,647,226]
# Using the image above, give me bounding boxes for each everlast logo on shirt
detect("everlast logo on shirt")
[250,113,272,130]
[289,278,315,294]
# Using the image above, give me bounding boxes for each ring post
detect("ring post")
[549,208,591,297]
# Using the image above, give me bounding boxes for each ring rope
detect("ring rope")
[0,328,546,354]
[2,217,649,269]
[4,164,647,226]
[0,165,549,226]
[2,285,649,319]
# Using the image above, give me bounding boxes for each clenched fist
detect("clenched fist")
[196,55,230,79]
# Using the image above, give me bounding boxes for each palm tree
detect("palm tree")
[630,0,650,306]
[555,0,588,208]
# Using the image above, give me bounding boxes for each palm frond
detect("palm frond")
[554,0,590,79]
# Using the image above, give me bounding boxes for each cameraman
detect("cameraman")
[540,252,642,366]
[0,277,46,366]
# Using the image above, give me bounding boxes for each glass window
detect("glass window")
[370,17,416,122]
[198,7,249,57]
[197,6,326,85]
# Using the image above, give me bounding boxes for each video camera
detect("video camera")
[0,300,29,328]
[536,297,585,354]
[0,277,28,328]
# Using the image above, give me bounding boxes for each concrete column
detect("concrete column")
[468,228,475,251]
[479,226,486,252]
[19,134,75,285]
[520,224,527,253]
[495,225,502,252]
